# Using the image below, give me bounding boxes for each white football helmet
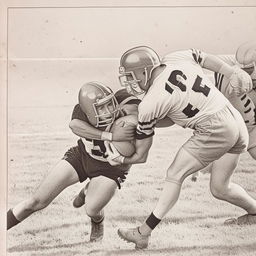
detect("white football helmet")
[78,82,120,127]
[119,46,161,96]
[236,41,256,87]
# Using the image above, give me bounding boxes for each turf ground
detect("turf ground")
[7,105,256,256]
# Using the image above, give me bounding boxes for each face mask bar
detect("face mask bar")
[119,69,145,96]
[93,94,120,127]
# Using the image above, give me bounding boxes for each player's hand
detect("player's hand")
[104,141,124,166]
[228,66,253,96]
[111,122,135,141]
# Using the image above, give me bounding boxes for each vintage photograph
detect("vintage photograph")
[1,1,256,255]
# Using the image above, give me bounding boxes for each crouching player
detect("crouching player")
[7,82,140,242]
[107,45,256,249]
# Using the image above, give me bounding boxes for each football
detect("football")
[110,115,138,157]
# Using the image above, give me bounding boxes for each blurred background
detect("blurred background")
[8,4,256,107]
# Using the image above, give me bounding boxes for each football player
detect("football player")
[105,46,256,249]
[7,82,140,242]
[191,42,256,183]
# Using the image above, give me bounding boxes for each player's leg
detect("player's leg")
[191,162,214,182]
[118,108,243,248]
[85,175,118,241]
[7,159,79,229]
[141,147,204,231]
[85,175,117,219]
[210,153,256,213]
[72,182,89,208]
[118,147,204,249]
[118,107,248,248]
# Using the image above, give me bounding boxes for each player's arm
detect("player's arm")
[203,53,236,76]
[189,48,252,95]
[120,117,174,163]
[70,118,135,141]
[193,49,253,95]
[105,135,153,165]
[189,49,234,75]
[69,104,112,140]
[69,118,112,140]
[155,117,175,128]
[69,104,134,141]
[205,54,253,95]
[123,136,153,164]
[106,98,167,165]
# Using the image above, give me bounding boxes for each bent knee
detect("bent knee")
[85,203,101,218]
[166,167,192,183]
[210,184,229,200]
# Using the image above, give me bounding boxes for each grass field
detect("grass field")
[7,106,256,256]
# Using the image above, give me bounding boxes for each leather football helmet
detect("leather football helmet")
[119,46,160,96]
[78,82,120,127]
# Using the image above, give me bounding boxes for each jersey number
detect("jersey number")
[84,138,107,158]
[165,70,210,118]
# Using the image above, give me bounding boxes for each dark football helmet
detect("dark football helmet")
[78,82,120,127]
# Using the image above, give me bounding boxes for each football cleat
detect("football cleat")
[224,213,256,225]
[118,227,150,249]
[90,215,104,242]
[72,182,89,208]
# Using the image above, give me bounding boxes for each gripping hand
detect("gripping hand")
[104,141,124,166]
[228,66,253,96]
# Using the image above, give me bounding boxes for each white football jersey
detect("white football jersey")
[208,55,256,131]
[136,49,230,139]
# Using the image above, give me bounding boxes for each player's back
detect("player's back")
[139,50,230,129]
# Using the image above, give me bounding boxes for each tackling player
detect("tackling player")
[7,82,139,242]
[191,42,256,185]
[105,46,256,249]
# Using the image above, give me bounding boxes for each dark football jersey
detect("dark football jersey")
[71,89,140,161]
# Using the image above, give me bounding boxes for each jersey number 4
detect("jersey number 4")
[165,70,210,118]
